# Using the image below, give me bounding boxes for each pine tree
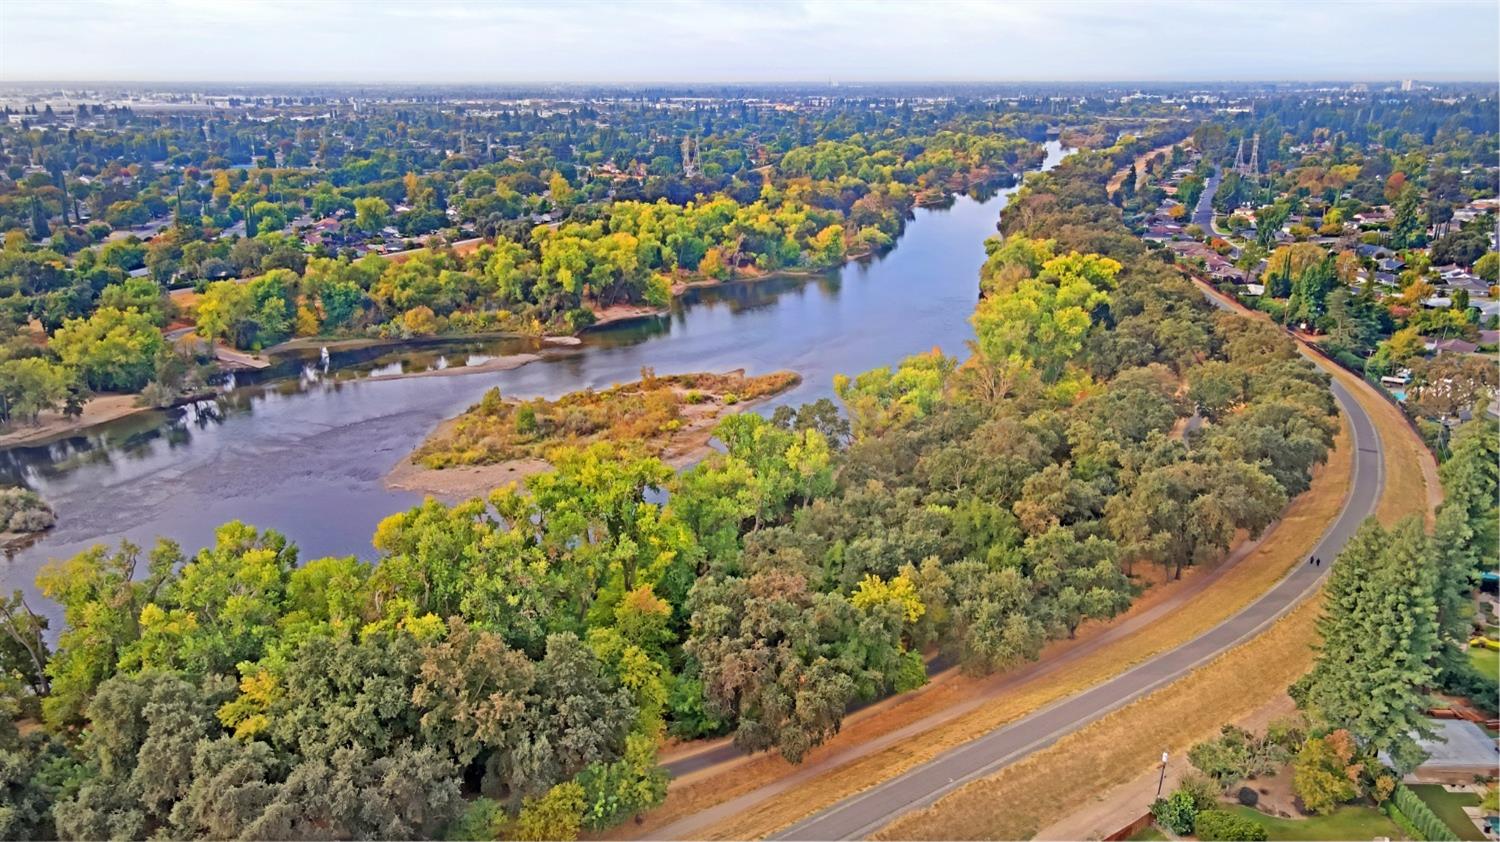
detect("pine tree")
[1433,422,1499,676]
[1298,516,1439,773]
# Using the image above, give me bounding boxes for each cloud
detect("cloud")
[1,0,1496,83]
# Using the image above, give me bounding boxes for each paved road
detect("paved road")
[774,302,1385,840]
[1192,165,1221,233]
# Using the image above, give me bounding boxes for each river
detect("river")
[1,141,1073,616]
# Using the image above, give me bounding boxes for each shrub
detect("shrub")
[9,506,56,533]
[509,781,586,841]
[1151,788,1198,835]
[1179,771,1221,810]
[0,488,55,534]
[1236,786,1259,807]
[1194,809,1269,841]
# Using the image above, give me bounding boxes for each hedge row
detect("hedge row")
[1392,785,1461,842]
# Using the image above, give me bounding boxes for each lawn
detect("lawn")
[1228,804,1404,841]
[1126,826,1167,841]
[1470,646,1499,681]
[1410,784,1485,841]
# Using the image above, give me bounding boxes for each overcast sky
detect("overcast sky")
[2,0,1497,85]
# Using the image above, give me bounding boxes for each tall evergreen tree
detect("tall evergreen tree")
[1433,421,1499,678]
[1297,516,1439,773]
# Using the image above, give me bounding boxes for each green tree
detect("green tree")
[1296,517,1438,772]
[0,357,69,424]
[50,306,167,392]
[354,196,391,233]
[1291,730,1362,815]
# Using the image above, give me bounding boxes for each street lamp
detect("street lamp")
[1156,751,1169,798]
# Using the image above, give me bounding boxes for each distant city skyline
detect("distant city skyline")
[2,0,1498,85]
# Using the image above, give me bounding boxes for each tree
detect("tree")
[1291,730,1362,815]
[1390,185,1423,249]
[1296,517,1438,773]
[494,633,634,800]
[970,251,1118,400]
[1151,787,1199,834]
[412,618,535,767]
[37,539,180,727]
[1474,252,1499,282]
[1433,420,1499,690]
[0,357,69,424]
[1255,204,1291,249]
[685,567,871,762]
[354,196,391,233]
[50,306,167,392]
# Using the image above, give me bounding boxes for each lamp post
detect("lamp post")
[1156,751,1169,798]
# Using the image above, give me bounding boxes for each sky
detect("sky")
[2,0,1497,85]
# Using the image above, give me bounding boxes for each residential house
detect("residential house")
[1428,337,1479,355]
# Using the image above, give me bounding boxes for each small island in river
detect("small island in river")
[387,368,801,498]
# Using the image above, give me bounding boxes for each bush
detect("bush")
[0,488,56,535]
[1194,809,1269,841]
[1151,788,1198,835]
[1236,786,1259,807]
[1180,771,1222,810]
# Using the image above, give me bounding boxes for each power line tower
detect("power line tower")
[681,134,699,177]
[1235,133,1260,177]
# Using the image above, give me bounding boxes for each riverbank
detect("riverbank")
[0,394,152,449]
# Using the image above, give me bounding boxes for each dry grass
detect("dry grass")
[876,596,1326,841]
[1321,362,1440,526]
[411,369,799,469]
[661,414,1355,840]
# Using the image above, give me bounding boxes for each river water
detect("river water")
[1,141,1072,614]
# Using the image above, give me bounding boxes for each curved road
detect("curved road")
[773,301,1385,840]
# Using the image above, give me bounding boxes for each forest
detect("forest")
[0,136,1347,840]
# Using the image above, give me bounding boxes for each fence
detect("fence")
[1103,811,1155,842]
